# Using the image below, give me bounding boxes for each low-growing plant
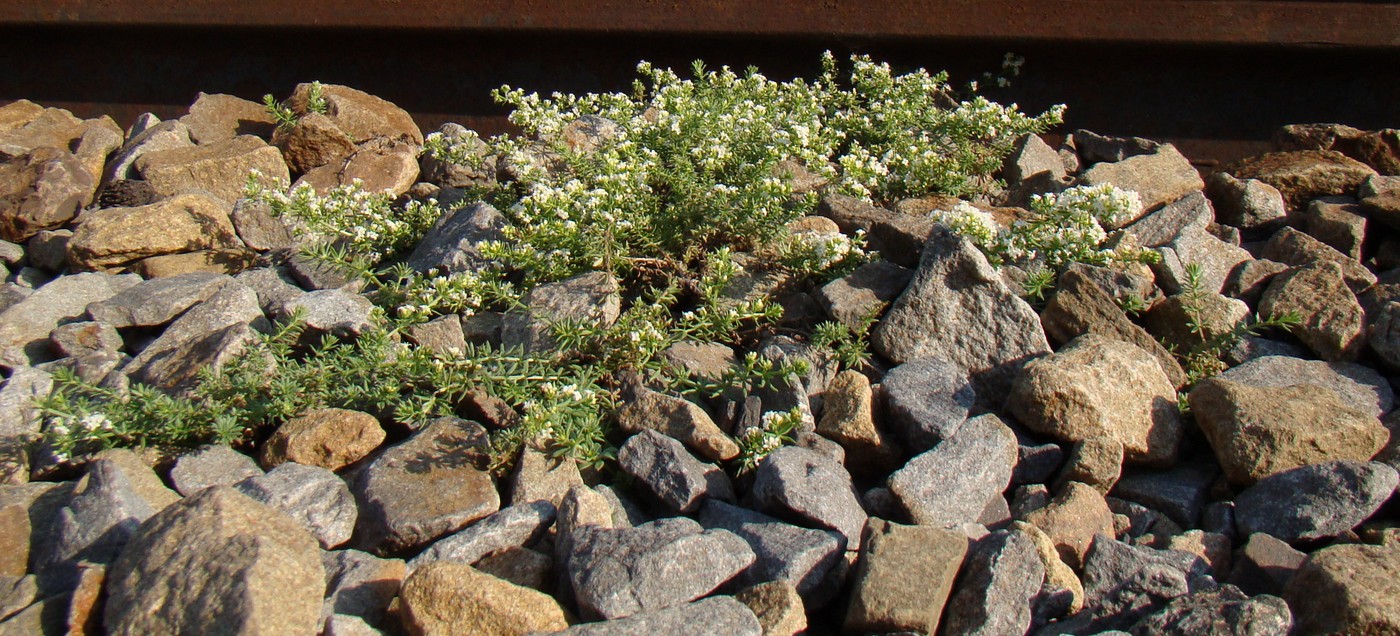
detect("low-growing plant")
[263,80,328,130]
[1171,263,1304,391]
[734,407,805,474]
[38,53,1072,475]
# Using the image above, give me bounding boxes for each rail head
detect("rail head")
[3,0,1398,48]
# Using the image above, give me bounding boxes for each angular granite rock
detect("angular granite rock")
[1080,145,1203,219]
[68,193,245,272]
[259,407,385,472]
[871,225,1050,404]
[1008,334,1182,467]
[1234,460,1398,543]
[751,445,867,548]
[405,202,506,275]
[1258,262,1367,361]
[942,528,1045,636]
[398,562,569,636]
[844,517,968,635]
[888,413,1017,528]
[879,356,975,453]
[409,500,556,570]
[1128,585,1291,636]
[549,597,761,636]
[616,388,739,462]
[234,461,358,549]
[103,487,324,636]
[1284,543,1400,636]
[618,429,733,514]
[698,500,844,602]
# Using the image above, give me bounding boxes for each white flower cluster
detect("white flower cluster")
[934,183,1148,271]
[395,271,488,320]
[44,412,116,461]
[246,178,441,264]
[780,229,870,275]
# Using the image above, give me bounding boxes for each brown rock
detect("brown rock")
[130,248,258,278]
[1007,334,1183,467]
[1360,174,1400,230]
[1079,144,1203,220]
[179,93,277,144]
[1304,196,1368,260]
[398,562,569,636]
[816,370,901,477]
[735,580,806,636]
[89,448,182,512]
[615,388,739,462]
[65,562,105,635]
[1010,520,1085,619]
[1229,149,1379,209]
[296,137,420,197]
[1165,530,1231,577]
[1258,261,1367,361]
[1189,378,1387,485]
[273,111,357,174]
[0,506,28,577]
[474,547,553,592]
[1275,123,1400,175]
[1023,482,1114,571]
[72,117,124,186]
[1261,226,1376,294]
[135,135,290,204]
[844,518,968,635]
[0,107,83,155]
[1226,532,1306,597]
[0,146,96,242]
[509,447,583,508]
[1143,292,1250,354]
[1041,265,1187,388]
[102,486,325,636]
[286,83,423,146]
[68,192,243,271]
[0,100,44,133]
[261,408,386,471]
[1284,543,1400,636]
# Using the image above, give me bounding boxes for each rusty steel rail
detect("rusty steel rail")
[3,0,1398,48]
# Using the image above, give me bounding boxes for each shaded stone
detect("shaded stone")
[1014,434,1065,486]
[501,271,621,354]
[1222,258,1289,308]
[814,260,913,331]
[135,134,290,205]
[1072,129,1160,164]
[0,367,54,481]
[85,271,229,328]
[1080,145,1203,221]
[618,429,733,514]
[698,500,844,602]
[68,193,244,272]
[474,546,553,592]
[24,230,69,274]
[1372,301,1400,370]
[169,444,263,497]
[1229,149,1378,209]
[102,486,324,636]
[1189,378,1387,485]
[273,111,357,174]
[131,248,258,278]
[1225,533,1306,597]
[0,146,95,242]
[1010,520,1084,626]
[1163,530,1232,578]
[1234,460,1397,543]
[128,321,260,394]
[942,528,1045,636]
[1217,354,1393,418]
[398,562,568,636]
[843,518,968,635]
[567,517,755,620]
[96,179,159,209]
[409,500,556,570]
[0,574,38,622]
[405,202,505,275]
[1122,191,1213,248]
[751,445,867,548]
[1008,334,1183,467]
[179,93,276,144]
[321,549,406,626]
[0,507,28,578]
[616,388,739,462]
[286,250,362,291]
[1128,585,1292,636]
[234,461,359,549]
[1024,482,1116,576]
[888,413,1017,528]
[549,597,761,636]
[1058,536,1212,634]
[1275,123,1400,174]
[1261,226,1376,293]
[1041,265,1187,387]
[37,459,157,593]
[1206,172,1287,233]
[352,417,499,553]
[1110,461,1217,529]
[735,580,806,636]
[323,614,383,636]
[816,370,901,477]
[0,271,138,368]
[871,225,1050,403]
[261,407,385,472]
[879,356,974,454]
[1283,543,1400,636]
